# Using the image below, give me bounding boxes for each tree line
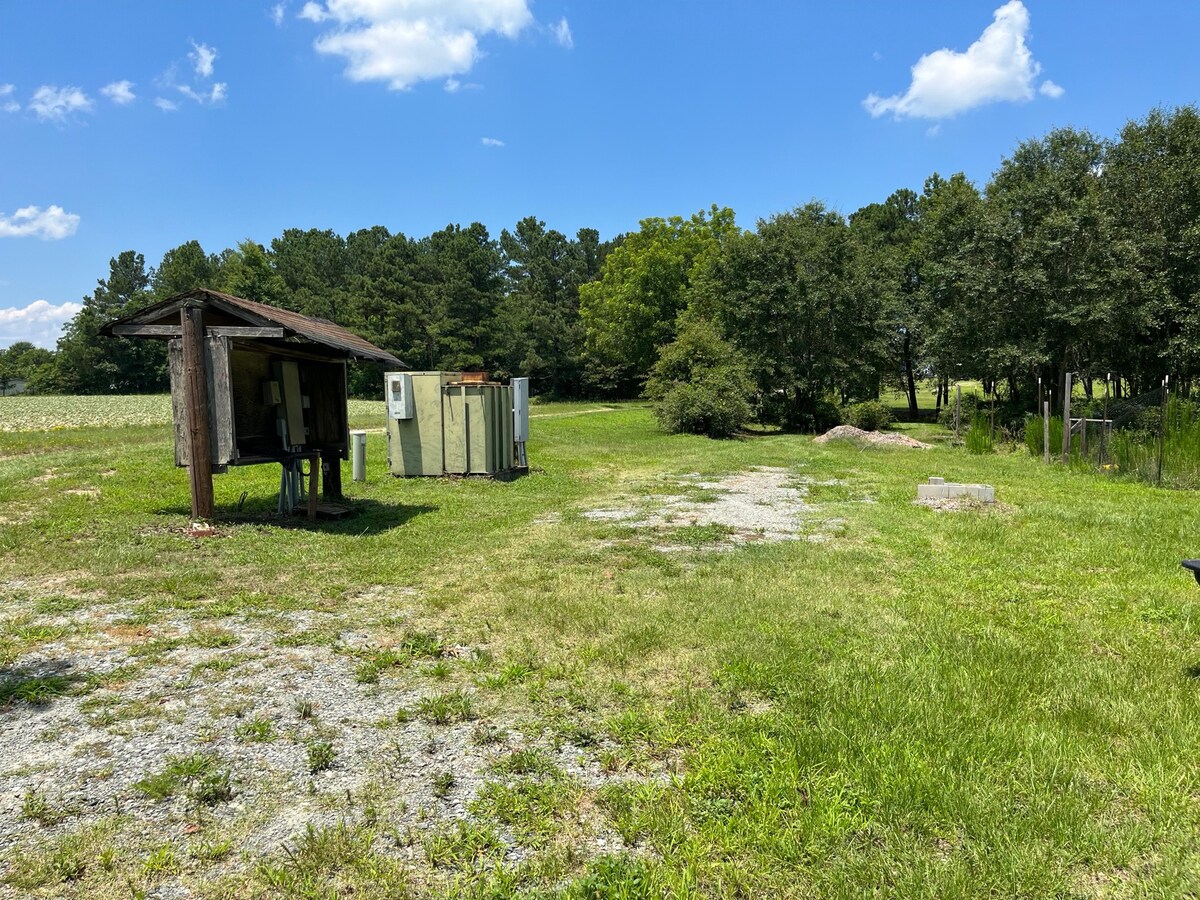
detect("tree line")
[584,104,1200,431]
[17,217,618,398]
[13,104,1200,431]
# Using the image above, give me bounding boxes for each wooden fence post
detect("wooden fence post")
[1101,374,1110,466]
[1061,372,1072,464]
[181,305,214,520]
[1157,375,1169,486]
[1043,401,1050,465]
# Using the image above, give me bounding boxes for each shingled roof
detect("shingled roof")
[101,288,405,368]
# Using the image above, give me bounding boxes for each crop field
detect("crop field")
[0,395,388,433]
[2,399,1200,897]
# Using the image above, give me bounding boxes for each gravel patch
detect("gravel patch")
[915,497,1015,514]
[0,605,660,891]
[585,467,833,547]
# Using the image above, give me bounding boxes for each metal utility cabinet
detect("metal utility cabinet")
[385,372,526,477]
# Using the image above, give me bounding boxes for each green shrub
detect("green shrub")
[965,412,994,454]
[1025,414,1063,457]
[645,319,754,439]
[1024,414,1040,456]
[843,401,893,432]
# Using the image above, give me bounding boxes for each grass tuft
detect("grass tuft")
[415,689,476,724]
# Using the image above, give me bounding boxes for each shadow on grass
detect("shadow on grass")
[0,660,80,711]
[153,498,438,536]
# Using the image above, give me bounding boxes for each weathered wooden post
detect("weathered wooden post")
[1061,372,1072,464]
[181,305,215,520]
[1158,375,1169,486]
[308,456,318,521]
[322,453,343,501]
[1043,401,1050,465]
[1101,374,1110,466]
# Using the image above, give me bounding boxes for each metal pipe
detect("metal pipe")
[351,429,367,482]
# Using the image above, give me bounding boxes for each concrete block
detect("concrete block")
[966,484,995,502]
[928,477,945,485]
[918,481,995,503]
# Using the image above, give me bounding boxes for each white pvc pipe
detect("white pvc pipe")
[350,430,367,482]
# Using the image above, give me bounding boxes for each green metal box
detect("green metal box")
[385,372,516,477]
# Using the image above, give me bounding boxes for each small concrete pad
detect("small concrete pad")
[918,478,995,503]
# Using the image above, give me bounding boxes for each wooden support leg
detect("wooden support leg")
[322,451,343,501]
[308,456,318,522]
[181,306,214,520]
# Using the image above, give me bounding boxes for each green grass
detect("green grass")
[133,753,232,804]
[5,398,1200,895]
[306,739,336,773]
[414,689,476,724]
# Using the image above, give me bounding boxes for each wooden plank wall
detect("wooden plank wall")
[167,336,236,469]
[208,336,236,467]
[168,339,188,467]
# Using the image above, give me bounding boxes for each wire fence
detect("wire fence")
[1025,380,1200,488]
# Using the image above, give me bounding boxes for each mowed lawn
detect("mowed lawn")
[1,399,1199,897]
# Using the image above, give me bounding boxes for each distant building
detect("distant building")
[0,378,27,396]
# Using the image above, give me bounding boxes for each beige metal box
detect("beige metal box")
[386,372,517,477]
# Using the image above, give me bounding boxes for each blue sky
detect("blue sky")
[2,1,1198,347]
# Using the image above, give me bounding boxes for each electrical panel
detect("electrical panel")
[386,372,414,420]
[512,377,529,443]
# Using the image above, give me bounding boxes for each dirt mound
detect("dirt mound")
[814,425,931,449]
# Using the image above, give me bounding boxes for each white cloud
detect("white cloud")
[0,84,17,113]
[101,80,137,105]
[444,77,480,93]
[864,1,1050,120]
[29,85,92,122]
[157,41,225,110]
[1040,79,1065,99]
[0,206,81,240]
[178,82,227,104]
[551,17,573,49]
[481,136,504,147]
[271,2,286,26]
[0,300,83,349]
[298,1,328,22]
[189,41,218,78]
[301,0,534,90]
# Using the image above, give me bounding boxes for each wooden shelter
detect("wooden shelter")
[101,289,405,520]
